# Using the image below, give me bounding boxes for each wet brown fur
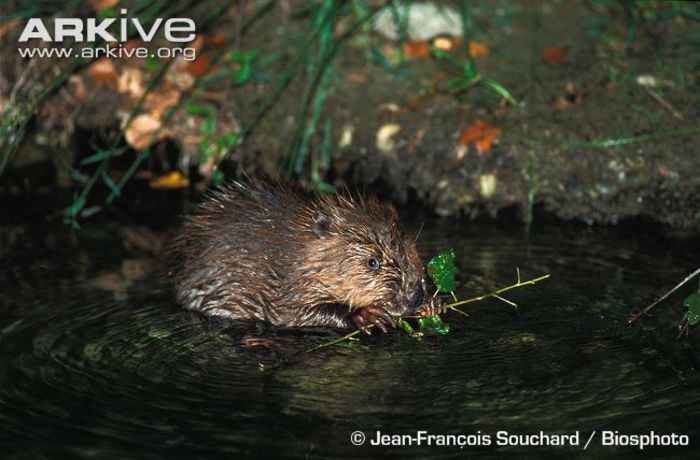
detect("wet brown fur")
[169,181,427,329]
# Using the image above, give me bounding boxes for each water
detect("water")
[0,219,698,458]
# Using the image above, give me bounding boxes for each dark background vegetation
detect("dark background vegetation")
[0,0,698,232]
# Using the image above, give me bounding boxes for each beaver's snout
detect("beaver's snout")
[406,277,428,311]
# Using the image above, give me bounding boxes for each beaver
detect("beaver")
[170,181,442,333]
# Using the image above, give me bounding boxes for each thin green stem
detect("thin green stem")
[310,271,551,351]
[444,274,550,310]
[568,128,700,148]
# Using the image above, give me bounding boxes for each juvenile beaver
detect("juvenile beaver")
[170,181,441,333]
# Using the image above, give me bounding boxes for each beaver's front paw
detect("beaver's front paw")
[419,295,446,317]
[351,301,397,335]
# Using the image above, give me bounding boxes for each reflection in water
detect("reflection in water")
[0,221,698,457]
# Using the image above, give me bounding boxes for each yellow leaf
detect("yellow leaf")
[148,171,190,189]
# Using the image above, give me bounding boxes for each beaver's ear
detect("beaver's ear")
[313,212,331,239]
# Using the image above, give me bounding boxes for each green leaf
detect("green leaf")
[397,318,415,335]
[144,56,159,72]
[79,146,127,166]
[417,314,450,336]
[230,50,260,86]
[211,170,225,186]
[64,195,86,218]
[683,293,700,326]
[200,114,216,135]
[427,250,457,293]
[101,172,121,198]
[217,133,239,149]
[185,103,211,116]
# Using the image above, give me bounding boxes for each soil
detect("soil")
[231,2,699,231]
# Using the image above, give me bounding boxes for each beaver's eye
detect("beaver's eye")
[367,258,381,271]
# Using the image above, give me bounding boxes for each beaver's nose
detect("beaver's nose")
[408,278,427,310]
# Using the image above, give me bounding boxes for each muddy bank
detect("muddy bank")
[1,1,698,232]
[231,2,699,231]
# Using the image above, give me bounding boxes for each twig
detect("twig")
[643,86,684,120]
[443,273,550,310]
[309,271,550,351]
[628,267,700,325]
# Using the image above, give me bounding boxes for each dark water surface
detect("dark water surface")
[0,219,698,458]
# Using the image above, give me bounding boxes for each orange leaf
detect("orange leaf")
[89,0,118,12]
[541,46,567,65]
[403,41,430,58]
[149,171,190,189]
[186,54,218,77]
[468,40,490,58]
[458,120,501,154]
[205,35,226,47]
[87,58,117,84]
[551,82,582,109]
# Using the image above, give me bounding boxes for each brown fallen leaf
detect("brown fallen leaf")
[125,114,163,150]
[458,120,501,154]
[186,54,218,77]
[541,46,567,65]
[205,35,227,47]
[552,82,582,109]
[117,66,145,100]
[144,85,181,119]
[148,171,190,189]
[87,58,117,84]
[468,40,490,58]
[403,40,430,58]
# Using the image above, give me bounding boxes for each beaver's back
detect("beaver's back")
[170,182,312,322]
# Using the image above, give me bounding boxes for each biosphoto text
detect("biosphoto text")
[16,9,196,60]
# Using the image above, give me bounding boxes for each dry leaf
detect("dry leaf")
[403,41,430,58]
[125,114,163,150]
[89,0,118,12]
[478,173,497,198]
[458,120,501,154]
[144,86,181,119]
[376,124,401,153]
[541,46,567,65]
[432,37,458,51]
[87,58,117,84]
[117,66,145,100]
[186,54,218,77]
[552,82,582,109]
[148,171,190,189]
[205,35,227,47]
[468,40,490,58]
